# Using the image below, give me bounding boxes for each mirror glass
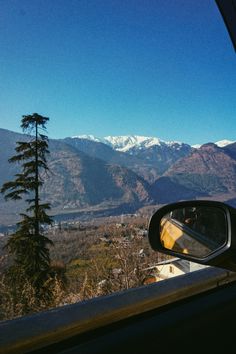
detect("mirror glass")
[160,206,228,258]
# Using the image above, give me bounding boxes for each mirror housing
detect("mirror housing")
[148,200,236,271]
[216,0,236,52]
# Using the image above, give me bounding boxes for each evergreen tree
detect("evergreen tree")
[1,113,54,308]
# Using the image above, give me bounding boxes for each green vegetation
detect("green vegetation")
[0,115,164,321]
[0,114,64,317]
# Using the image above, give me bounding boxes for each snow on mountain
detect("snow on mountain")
[192,140,235,149]
[71,135,182,151]
[72,134,102,143]
[103,135,164,152]
[73,135,185,152]
[71,135,235,152]
[215,140,235,147]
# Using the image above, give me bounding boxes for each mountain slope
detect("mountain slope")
[164,143,236,195]
[64,136,193,181]
[44,139,151,209]
[126,141,192,175]
[151,176,208,204]
[222,142,236,160]
[0,128,235,225]
[64,136,161,183]
[0,130,152,224]
[0,128,30,186]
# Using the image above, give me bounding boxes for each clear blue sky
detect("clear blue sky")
[0,0,235,145]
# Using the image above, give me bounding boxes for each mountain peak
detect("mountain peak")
[69,134,186,152]
[103,135,163,152]
[71,134,101,142]
[68,134,236,154]
[192,140,235,149]
[215,140,235,147]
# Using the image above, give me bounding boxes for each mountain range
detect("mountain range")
[0,128,235,226]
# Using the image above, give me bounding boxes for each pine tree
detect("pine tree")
[1,113,54,309]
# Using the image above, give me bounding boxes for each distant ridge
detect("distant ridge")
[215,140,235,147]
[0,128,235,225]
[71,134,235,151]
[72,134,188,152]
[192,140,235,149]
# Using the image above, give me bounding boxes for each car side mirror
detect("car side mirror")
[148,200,236,271]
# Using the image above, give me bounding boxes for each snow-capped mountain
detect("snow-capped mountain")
[215,140,235,147]
[73,134,186,153]
[72,134,102,143]
[67,135,236,179]
[103,135,164,152]
[103,135,185,152]
[192,140,235,149]
[1,128,236,226]
[67,135,193,179]
[191,144,202,149]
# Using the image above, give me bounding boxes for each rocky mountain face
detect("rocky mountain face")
[43,139,151,209]
[0,128,235,225]
[0,130,152,224]
[64,136,192,182]
[165,143,236,195]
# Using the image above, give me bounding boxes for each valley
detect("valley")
[0,128,235,228]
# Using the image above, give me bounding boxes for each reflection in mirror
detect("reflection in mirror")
[160,206,227,258]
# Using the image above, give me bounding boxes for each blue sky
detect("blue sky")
[0,0,235,145]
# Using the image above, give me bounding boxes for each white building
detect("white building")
[143,258,207,284]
